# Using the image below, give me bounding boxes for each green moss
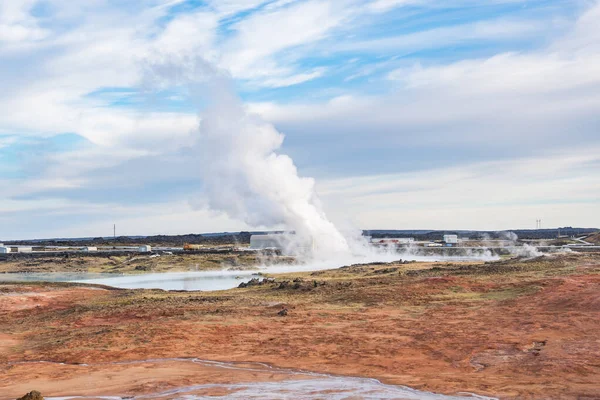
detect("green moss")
[481,286,540,301]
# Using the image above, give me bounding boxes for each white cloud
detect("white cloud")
[366,0,420,13]
[248,3,600,149]
[0,136,17,149]
[388,52,600,96]
[219,0,348,81]
[318,147,600,230]
[335,18,555,53]
[0,0,342,152]
[0,199,260,240]
[0,0,48,42]
[258,67,326,88]
[205,0,271,17]
[1,0,599,238]
[151,11,218,59]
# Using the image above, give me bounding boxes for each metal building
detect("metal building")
[138,245,152,252]
[250,234,283,250]
[443,235,458,244]
[249,233,314,255]
[13,246,33,253]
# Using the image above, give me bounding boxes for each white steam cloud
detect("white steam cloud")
[499,231,543,258]
[513,243,544,258]
[195,84,350,258]
[499,231,518,242]
[143,57,503,264]
[145,57,349,259]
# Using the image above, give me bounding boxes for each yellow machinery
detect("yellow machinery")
[183,243,203,251]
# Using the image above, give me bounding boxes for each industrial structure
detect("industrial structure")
[371,238,414,246]
[2,246,34,253]
[249,233,315,255]
[250,234,285,250]
[443,235,459,244]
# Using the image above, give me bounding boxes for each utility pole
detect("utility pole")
[113,224,116,239]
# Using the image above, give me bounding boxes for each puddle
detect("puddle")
[10,358,496,400]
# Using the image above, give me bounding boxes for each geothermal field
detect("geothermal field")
[2,59,599,400]
[3,2,600,399]
[2,54,600,399]
[1,233,600,399]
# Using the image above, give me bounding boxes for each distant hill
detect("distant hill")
[2,232,264,247]
[3,228,597,246]
[365,228,598,240]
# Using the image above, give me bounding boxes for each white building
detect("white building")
[250,234,284,250]
[0,246,11,254]
[249,233,314,255]
[14,246,33,253]
[443,235,458,244]
[82,246,98,252]
[138,245,152,252]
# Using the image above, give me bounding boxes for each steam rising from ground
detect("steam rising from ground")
[145,58,535,264]
[146,58,349,260]
[196,87,350,259]
[499,231,544,258]
[512,243,544,258]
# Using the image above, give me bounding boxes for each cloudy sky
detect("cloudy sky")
[1,0,599,240]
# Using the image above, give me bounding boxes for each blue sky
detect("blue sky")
[1,0,599,240]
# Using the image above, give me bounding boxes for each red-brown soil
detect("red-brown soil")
[1,254,599,399]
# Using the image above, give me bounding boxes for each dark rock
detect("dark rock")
[238,277,265,288]
[277,308,288,316]
[277,281,289,289]
[17,391,44,400]
[371,267,399,274]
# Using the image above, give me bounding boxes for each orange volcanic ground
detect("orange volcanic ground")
[1,253,599,399]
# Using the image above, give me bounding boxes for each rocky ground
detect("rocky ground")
[1,253,599,399]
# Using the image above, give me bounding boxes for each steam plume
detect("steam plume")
[145,57,349,259]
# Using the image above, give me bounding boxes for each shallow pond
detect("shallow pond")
[48,378,495,400]
[0,270,256,291]
[19,357,497,400]
[0,252,499,291]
